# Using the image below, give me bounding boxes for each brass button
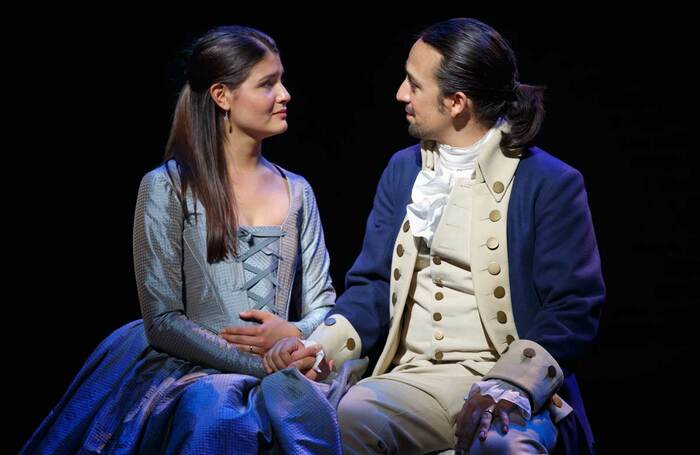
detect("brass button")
[552,395,563,408]
[486,237,499,250]
[433,313,442,322]
[433,256,442,265]
[435,292,444,301]
[396,244,404,257]
[506,335,515,345]
[489,210,502,222]
[523,348,536,358]
[434,330,444,340]
[497,311,507,324]
[548,365,557,378]
[435,351,444,361]
[434,278,444,287]
[403,220,410,232]
[394,268,401,280]
[392,292,397,304]
[346,338,356,351]
[493,181,505,194]
[488,262,501,275]
[494,286,506,299]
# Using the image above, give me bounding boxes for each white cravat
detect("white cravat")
[406,126,498,247]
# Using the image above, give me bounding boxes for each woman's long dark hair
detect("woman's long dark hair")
[419,18,545,156]
[164,25,278,263]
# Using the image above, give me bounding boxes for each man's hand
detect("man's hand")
[454,392,518,453]
[263,336,307,373]
[288,348,333,381]
[264,336,333,380]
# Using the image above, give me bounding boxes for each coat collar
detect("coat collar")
[419,123,520,203]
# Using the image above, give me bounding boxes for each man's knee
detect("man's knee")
[467,426,553,455]
[338,393,380,432]
[467,432,511,455]
[337,390,396,454]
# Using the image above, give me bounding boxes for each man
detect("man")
[267,18,604,454]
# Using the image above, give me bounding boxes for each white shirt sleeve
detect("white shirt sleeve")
[467,379,532,420]
[299,338,325,373]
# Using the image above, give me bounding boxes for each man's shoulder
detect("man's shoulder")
[519,146,581,180]
[385,143,421,174]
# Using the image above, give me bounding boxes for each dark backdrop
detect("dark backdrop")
[11,9,695,453]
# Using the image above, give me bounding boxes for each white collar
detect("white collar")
[436,125,497,172]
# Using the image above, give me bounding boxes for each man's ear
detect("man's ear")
[449,91,471,118]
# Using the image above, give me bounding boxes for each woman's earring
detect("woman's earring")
[224,110,232,133]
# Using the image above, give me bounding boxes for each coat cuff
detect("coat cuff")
[307,314,361,370]
[482,339,563,413]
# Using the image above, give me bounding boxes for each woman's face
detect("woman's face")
[228,51,291,141]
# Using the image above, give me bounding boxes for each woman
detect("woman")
[23,25,338,454]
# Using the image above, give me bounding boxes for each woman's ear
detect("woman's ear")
[209,83,231,110]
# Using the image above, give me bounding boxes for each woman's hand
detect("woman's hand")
[219,310,301,356]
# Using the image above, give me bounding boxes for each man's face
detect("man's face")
[396,40,451,141]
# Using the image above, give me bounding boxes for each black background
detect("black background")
[10,8,696,453]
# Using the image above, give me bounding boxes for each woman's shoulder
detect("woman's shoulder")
[137,160,183,204]
[146,159,184,185]
[268,161,313,193]
[146,160,180,183]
